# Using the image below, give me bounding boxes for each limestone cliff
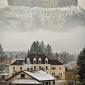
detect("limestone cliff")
[0,0,8,9]
[8,0,78,7]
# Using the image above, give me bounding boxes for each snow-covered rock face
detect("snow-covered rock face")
[0,0,85,31]
[0,0,8,9]
[78,0,85,10]
[8,0,77,7]
[0,0,85,32]
[0,5,85,31]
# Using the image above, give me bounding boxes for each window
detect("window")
[46,66,48,70]
[54,72,55,76]
[59,67,61,70]
[13,67,15,70]
[38,60,41,64]
[33,58,36,64]
[52,67,56,70]
[59,73,62,77]
[45,58,48,64]
[42,67,44,71]
[46,82,48,85]
[34,60,36,64]
[52,72,55,77]
[45,60,48,64]
[38,58,41,64]
[2,75,5,79]
[52,73,53,76]
[21,74,25,78]
[53,80,55,84]
[34,66,36,70]
[39,66,42,70]
[20,67,22,70]
[60,73,62,77]
[27,58,30,64]
[13,67,16,72]
[43,82,44,85]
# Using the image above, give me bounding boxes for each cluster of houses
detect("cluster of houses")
[0,54,77,85]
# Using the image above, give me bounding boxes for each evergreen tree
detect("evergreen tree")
[30,41,42,54]
[27,49,30,55]
[30,41,37,54]
[29,41,53,57]
[40,41,45,54]
[0,44,6,66]
[0,44,4,57]
[77,48,85,84]
[55,52,59,59]
[45,44,52,56]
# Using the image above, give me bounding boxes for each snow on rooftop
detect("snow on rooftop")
[0,70,9,76]
[17,58,25,60]
[12,79,41,84]
[0,72,9,76]
[24,70,55,81]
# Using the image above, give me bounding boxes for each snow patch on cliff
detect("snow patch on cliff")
[0,5,85,31]
[0,0,8,9]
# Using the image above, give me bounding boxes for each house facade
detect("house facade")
[6,70,55,85]
[9,54,65,80]
[0,72,9,80]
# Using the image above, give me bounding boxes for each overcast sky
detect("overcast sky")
[0,27,85,54]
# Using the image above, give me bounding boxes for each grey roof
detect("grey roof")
[11,54,63,65]
[6,70,55,81]
[24,70,55,81]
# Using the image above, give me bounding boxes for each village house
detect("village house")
[0,66,9,80]
[9,54,65,80]
[6,70,55,85]
[0,71,9,80]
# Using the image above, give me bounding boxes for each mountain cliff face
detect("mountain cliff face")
[0,0,8,9]
[0,5,85,31]
[8,0,77,7]
[0,0,85,31]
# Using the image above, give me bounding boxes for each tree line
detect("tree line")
[0,41,76,65]
[28,41,52,57]
[27,41,76,64]
[77,47,85,85]
[0,44,8,66]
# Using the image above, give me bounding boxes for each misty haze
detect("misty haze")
[0,0,85,54]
